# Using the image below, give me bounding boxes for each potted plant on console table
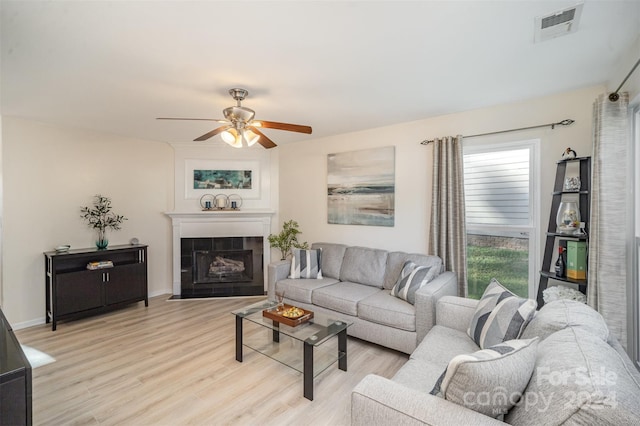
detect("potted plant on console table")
[80,194,127,249]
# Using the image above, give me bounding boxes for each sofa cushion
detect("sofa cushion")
[358,290,416,332]
[339,247,388,288]
[521,299,609,342]
[312,282,381,316]
[468,278,536,349]
[384,251,443,290]
[411,325,480,368]
[430,338,538,419]
[275,278,339,304]
[391,358,445,394]
[289,248,323,279]
[311,243,348,280]
[506,328,640,425]
[390,261,437,304]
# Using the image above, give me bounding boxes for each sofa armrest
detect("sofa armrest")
[436,296,479,332]
[267,260,290,299]
[352,375,504,426]
[414,271,457,344]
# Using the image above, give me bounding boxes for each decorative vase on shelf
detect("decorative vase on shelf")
[81,195,126,250]
[96,229,109,249]
[556,201,580,234]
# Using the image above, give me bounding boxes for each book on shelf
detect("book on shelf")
[86,260,114,270]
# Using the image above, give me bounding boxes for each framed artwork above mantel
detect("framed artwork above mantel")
[185,159,261,200]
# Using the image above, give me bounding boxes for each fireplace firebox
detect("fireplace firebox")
[181,237,264,298]
[193,250,253,284]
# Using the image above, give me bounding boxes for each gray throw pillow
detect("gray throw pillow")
[467,278,537,349]
[390,261,435,304]
[289,248,323,279]
[430,337,539,418]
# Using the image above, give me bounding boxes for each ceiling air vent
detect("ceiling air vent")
[534,3,584,43]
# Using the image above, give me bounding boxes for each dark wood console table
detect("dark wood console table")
[0,308,32,425]
[44,244,148,331]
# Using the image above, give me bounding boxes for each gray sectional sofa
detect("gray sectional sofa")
[267,242,457,354]
[352,297,640,425]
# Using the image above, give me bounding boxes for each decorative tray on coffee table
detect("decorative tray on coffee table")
[263,304,314,327]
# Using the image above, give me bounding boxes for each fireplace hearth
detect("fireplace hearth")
[180,237,264,298]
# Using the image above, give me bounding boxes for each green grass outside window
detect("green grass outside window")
[467,245,529,299]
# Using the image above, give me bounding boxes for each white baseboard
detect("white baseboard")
[12,317,46,330]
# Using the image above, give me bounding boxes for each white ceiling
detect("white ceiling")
[1,1,639,147]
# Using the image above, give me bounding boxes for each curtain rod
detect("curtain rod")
[420,119,575,145]
[609,57,640,102]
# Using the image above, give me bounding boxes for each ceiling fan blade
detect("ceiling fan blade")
[249,127,277,149]
[254,120,312,134]
[194,125,231,141]
[157,117,226,122]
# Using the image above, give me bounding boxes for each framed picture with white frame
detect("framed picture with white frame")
[185,159,261,200]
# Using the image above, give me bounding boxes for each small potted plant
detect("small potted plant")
[268,219,309,260]
[80,195,127,249]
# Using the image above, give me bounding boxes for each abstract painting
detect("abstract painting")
[193,169,252,190]
[185,159,260,199]
[327,146,395,226]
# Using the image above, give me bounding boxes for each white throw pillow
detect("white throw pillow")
[467,278,537,349]
[430,337,539,418]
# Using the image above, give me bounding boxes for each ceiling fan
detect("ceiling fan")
[157,88,312,149]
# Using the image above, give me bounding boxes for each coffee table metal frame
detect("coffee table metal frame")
[233,299,350,400]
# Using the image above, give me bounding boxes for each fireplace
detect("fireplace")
[181,237,263,298]
[166,210,274,298]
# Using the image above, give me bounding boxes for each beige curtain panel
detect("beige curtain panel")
[429,136,468,297]
[588,92,630,349]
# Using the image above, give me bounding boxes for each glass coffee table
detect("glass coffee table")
[232,299,351,400]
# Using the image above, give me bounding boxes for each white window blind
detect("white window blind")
[463,148,530,226]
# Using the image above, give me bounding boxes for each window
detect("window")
[463,140,539,299]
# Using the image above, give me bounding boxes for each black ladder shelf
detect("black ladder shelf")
[536,156,591,308]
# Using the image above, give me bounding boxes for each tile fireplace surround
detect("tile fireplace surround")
[165,210,274,298]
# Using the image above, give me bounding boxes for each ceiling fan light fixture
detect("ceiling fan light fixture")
[159,87,312,149]
[243,129,260,147]
[220,129,238,146]
[229,137,243,148]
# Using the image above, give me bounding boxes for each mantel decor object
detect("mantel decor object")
[214,194,229,209]
[199,193,242,211]
[228,194,242,210]
[556,200,580,234]
[200,194,215,210]
[80,194,127,249]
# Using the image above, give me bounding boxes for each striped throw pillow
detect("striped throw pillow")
[289,249,323,279]
[430,337,539,418]
[390,261,435,304]
[467,278,537,349]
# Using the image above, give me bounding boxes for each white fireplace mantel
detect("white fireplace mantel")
[165,210,275,295]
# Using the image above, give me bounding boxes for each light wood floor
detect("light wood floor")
[16,295,408,425]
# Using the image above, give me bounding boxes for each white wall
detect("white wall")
[2,117,174,327]
[277,85,602,260]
